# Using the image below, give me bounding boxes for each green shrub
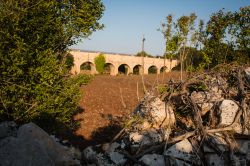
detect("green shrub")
[0,0,104,131]
[65,54,74,70]
[148,66,158,74]
[80,63,92,70]
[157,85,168,94]
[94,54,106,74]
[72,74,93,86]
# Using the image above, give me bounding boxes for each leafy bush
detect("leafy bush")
[71,74,93,86]
[157,85,168,94]
[94,54,106,74]
[80,63,92,70]
[65,54,74,70]
[0,0,104,130]
[148,66,158,74]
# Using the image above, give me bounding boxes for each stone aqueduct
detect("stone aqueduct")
[70,50,178,75]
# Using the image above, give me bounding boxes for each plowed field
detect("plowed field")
[74,72,183,148]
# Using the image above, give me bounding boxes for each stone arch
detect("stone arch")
[160,66,168,73]
[148,65,158,74]
[133,65,142,75]
[104,63,115,75]
[80,61,94,74]
[118,64,130,75]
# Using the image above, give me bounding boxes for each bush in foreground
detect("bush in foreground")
[0,0,104,131]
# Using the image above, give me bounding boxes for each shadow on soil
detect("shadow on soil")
[50,107,123,150]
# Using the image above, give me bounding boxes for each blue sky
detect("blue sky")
[71,0,250,56]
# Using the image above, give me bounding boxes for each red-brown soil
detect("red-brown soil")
[74,72,184,148]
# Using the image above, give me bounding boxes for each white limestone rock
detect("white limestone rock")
[200,102,214,115]
[191,91,208,103]
[18,123,80,166]
[83,147,115,166]
[150,98,175,128]
[168,158,192,166]
[205,133,228,152]
[129,132,150,145]
[106,142,120,153]
[109,152,126,165]
[205,154,225,166]
[236,140,250,154]
[233,123,250,135]
[139,154,165,166]
[219,100,239,126]
[164,139,201,164]
[191,90,223,104]
[83,146,97,161]
[129,129,163,146]
[210,86,223,101]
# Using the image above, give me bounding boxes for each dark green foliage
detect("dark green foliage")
[72,74,93,87]
[148,66,158,74]
[161,6,249,71]
[203,6,250,68]
[157,85,168,94]
[135,51,153,57]
[0,0,104,129]
[188,82,208,92]
[65,53,74,70]
[94,54,106,74]
[80,62,92,70]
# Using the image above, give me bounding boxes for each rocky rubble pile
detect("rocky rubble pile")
[0,122,81,166]
[83,66,250,166]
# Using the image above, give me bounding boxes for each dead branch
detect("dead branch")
[110,128,126,143]
[119,87,127,109]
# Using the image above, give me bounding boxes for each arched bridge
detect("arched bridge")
[70,50,178,75]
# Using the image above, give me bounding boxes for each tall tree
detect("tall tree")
[176,13,198,80]
[203,6,249,67]
[160,14,179,73]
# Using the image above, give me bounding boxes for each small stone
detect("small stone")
[101,143,110,152]
[129,132,150,145]
[200,102,214,115]
[83,146,96,161]
[129,132,144,143]
[120,141,126,149]
[191,91,207,103]
[147,129,163,143]
[233,123,250,135]
[139,154,165,166]
[164,139,200,164]
[140,121,151,130]
[210,86,223,101]
[106,142,120,153]
[206,133,228,152]
[191,89,223,104]
[236,140,250,154]
[168,158,192,166]
[205,154,224,166]
[109,152,126,165]
[219,100,239,126]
